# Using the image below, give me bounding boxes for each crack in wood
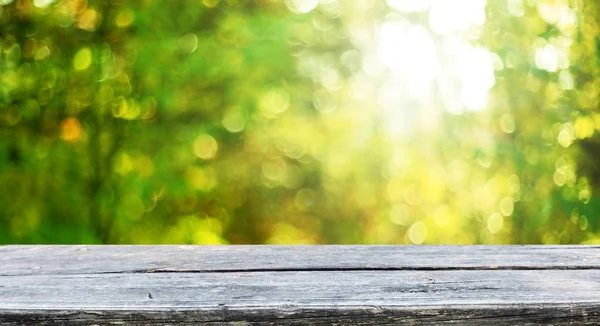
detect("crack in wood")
[105,265,600,274]
[3,265,599,278]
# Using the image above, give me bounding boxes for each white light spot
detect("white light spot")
[378,22,439,98]
[386,0,430,13]
[286,0,318,14]
[408,222,427,244]
[429,0,486,35]
[535,44,559,72]
[487,212,503,234]
[559,70,574,90]
[507,0,524,17]
[458,45,495,111]
[33,0,54,8]
[537,3,558,24]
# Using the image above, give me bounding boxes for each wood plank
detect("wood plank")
[2,305,599,326]
[1,245,599,276]
[1,245,600,324]
[1,270,600,324]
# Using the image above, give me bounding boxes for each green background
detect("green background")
[1,0,599,244]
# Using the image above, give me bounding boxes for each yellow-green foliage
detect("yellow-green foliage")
[0,0,599,244]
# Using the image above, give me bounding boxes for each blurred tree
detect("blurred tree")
[1,0,600,245]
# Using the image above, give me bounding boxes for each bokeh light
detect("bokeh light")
[1,0,600,244]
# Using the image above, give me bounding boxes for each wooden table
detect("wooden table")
[1,245,599,325]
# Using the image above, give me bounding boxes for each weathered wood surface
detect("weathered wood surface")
[2,245,599,275]
[1,246,600,325]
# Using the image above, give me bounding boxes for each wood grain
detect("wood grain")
[1,245,599,275]
[1,245,600,325]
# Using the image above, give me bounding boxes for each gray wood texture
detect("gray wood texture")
[1,245,600,325]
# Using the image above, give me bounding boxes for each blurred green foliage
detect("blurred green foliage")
[1,0,599,244]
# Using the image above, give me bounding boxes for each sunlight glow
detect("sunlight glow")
[376,0,494,117]
[378,21,439,97]
[459,45,495,111]
[386,0,430,13]
[429,0,486,35]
